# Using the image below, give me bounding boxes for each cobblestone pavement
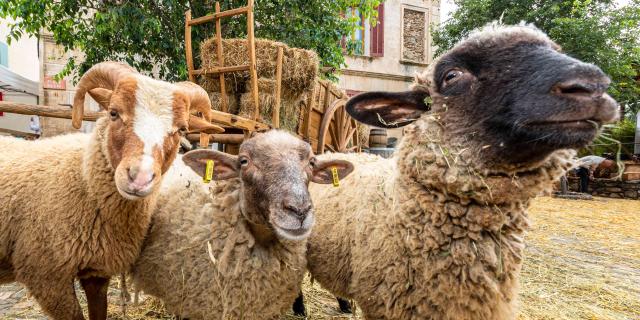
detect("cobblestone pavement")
[0,283,44,319]
[0,281,132,320]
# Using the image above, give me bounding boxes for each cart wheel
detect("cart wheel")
[318,99,359,154]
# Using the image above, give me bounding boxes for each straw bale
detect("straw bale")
[208,92,239,114]
[200,38,318,99]
[238,91,302,133]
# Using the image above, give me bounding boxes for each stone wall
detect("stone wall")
[402,8,426,62]
[567,177,640,199]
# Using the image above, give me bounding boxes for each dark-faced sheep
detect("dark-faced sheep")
[0,62,222,320]
[301,23,619,319]
[131,130,353,319]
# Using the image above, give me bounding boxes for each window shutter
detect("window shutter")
[370,4,384,57]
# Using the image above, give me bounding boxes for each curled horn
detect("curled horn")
[72,61,137,129]
[175,81,214,122]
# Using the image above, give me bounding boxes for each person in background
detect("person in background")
[576,155,613,193]
[29,116,41,137]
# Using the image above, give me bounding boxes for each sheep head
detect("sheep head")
[182,131,354,241]
[347,23,619,168]
[73,61,224,200]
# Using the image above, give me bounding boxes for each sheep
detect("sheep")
[130,130,354,319]
[0,61,223,320]
[301,23,619,320]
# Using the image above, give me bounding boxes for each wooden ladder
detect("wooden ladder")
[185,1,284,149]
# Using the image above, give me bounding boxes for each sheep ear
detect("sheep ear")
[183,149,239,180]
[88,88,113,110]
[311,159,354,184]
[346,90,430,128]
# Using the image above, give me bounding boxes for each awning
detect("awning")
[0,64,39,96]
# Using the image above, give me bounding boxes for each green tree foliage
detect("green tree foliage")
[432,0,640,119]
[0,0,382,81]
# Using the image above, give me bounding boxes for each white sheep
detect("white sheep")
[131,130,354,319]
[302,24,619,319]
[0,61,222,320]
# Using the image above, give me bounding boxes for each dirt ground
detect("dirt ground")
[0,196,638,320]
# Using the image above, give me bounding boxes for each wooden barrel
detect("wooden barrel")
[369,128,388,148]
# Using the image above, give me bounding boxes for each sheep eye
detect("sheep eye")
[309,157,317,168]
[109,110,119,121]
[443,70,463,85]
[178,126,188,135]
[239,158,249,166]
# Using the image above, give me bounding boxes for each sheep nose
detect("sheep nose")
[552,79,609,99]
[127,166,156,190]
[283,202,312,222]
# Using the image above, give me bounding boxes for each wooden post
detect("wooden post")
[322,82,332,112]
[246,0,260,122]
[185,10,195,82]
[272,47,284,128]
[215,2,228,113]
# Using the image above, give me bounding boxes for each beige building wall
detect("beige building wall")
[338,0,440,143]
[0,18,40,136]
[0,18,39,82]
[339,0,439,93]
[39,33,97,137]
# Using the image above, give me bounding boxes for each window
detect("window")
[370,3,384,57]
[343,4,384,57]
[401,6,429,64]
[346,7,365,55]
[0,41,8,67]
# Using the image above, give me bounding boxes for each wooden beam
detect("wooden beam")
[185,10,195,82]
[272,47,284,128]
[246,0,260,122]
[209,110,270,131]
[187,6,250,26]
[215,2,228,113]
[0,127,39,138]
[0,101,103,121]
[187,133,244,144]
[190,65,250,76]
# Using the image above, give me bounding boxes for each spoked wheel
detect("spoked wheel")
[318,99,359,154]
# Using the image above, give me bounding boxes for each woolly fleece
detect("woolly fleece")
[0,118,157,317]
[131,160,306,319]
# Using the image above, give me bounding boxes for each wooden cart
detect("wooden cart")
[184,0,359,154]
[0,1,359,154]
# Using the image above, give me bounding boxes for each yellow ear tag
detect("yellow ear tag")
[203,160,214,183]
[331,166,340,187]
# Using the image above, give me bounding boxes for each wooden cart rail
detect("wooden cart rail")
[0,101,103,122]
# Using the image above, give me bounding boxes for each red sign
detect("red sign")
[43,75,67,90]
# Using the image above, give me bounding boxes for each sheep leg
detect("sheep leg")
[81,276,110,320]
[291,291,306,316]
[23,276,84,320]
[336,296,352,313]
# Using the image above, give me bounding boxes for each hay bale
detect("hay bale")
[208,92,239,114]
[238,92,301,133]
[200,38,318,99]
[197,73,247,94]
[238,92,275,123]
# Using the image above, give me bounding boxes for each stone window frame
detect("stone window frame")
[400,4,430,66]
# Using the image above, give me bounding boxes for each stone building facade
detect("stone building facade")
[338,0,440,142]
[39,33,97,137]
[338,0,440,94]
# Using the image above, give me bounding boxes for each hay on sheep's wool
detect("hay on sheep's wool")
[200,38,318,98]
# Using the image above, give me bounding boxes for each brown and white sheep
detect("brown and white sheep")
[0,61,222,320]
[301,23,619,319]
[131,130,353,319]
